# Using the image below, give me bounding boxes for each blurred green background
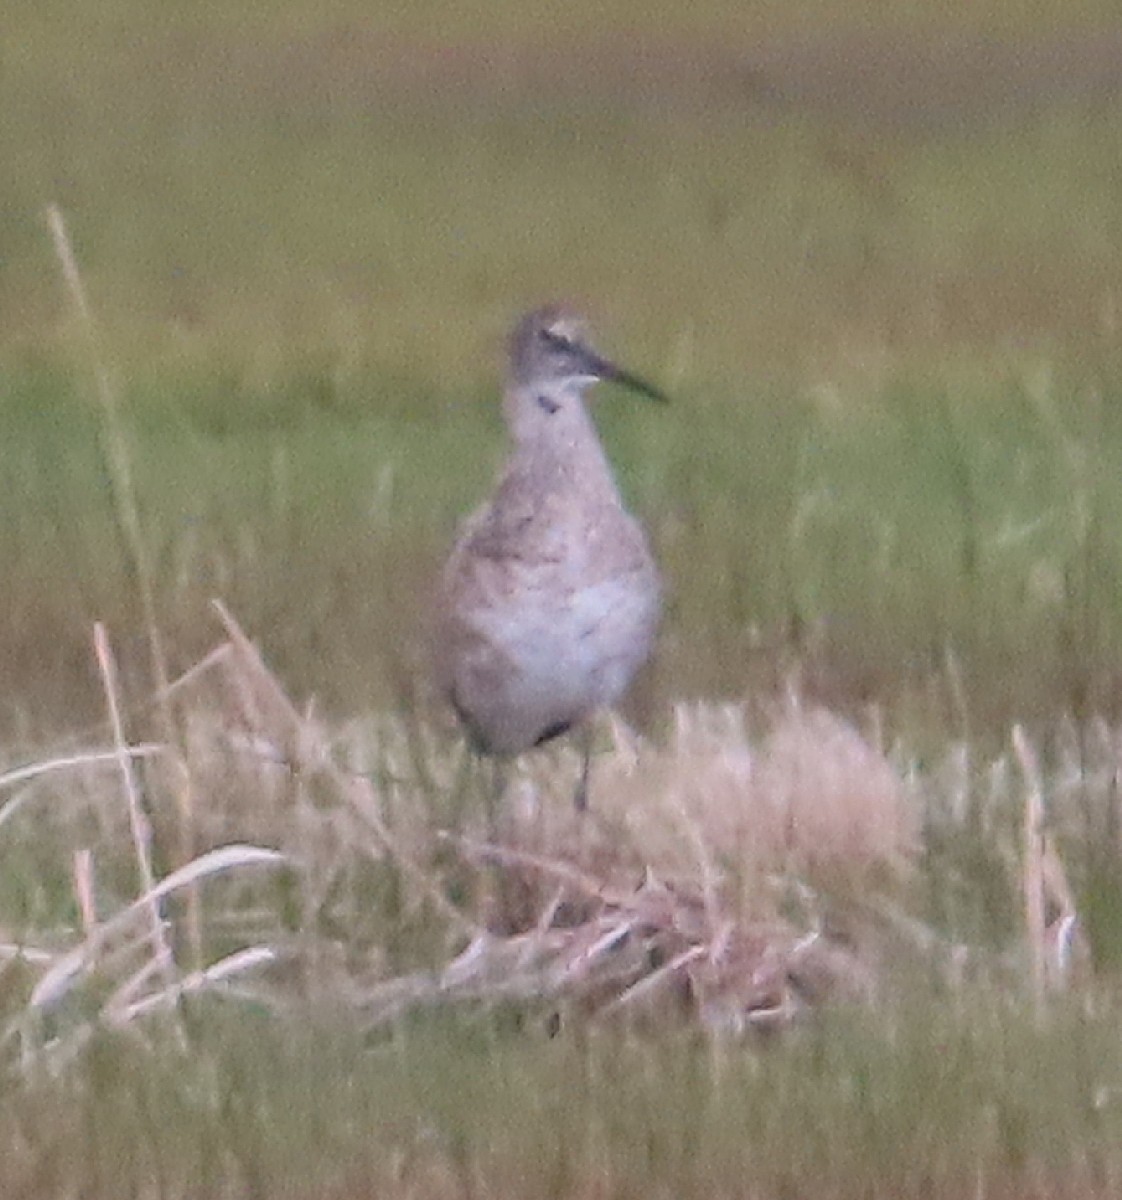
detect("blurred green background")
[6,0,1122,746]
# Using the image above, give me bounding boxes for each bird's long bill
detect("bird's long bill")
[592,355,670,404]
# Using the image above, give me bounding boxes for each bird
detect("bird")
[434,304,666,813]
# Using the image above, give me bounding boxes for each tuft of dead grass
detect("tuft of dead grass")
[587,699,918,883]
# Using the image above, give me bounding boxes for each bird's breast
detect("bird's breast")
[468,564,660,704]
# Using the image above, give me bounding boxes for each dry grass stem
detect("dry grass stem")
[45,204,170,708]
[46,204,206,970]
[107,945,281,1025]
[93,623,176,999]
[26,844,286,1018]
[0,745,165,794]
[1014,723,1049,1017]
[71,849,97,935]
[211,597,476,936]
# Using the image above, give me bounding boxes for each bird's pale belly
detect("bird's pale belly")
[463,573,659,753]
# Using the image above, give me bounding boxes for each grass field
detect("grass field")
[7,2,1122,1196]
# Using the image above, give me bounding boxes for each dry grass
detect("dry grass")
[0,601,1094,1068]
[1,605,1119,1196]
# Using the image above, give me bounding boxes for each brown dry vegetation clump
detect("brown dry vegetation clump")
[593,699,917,882]
[0,604,1089,1067]
[144,610,919,1034]
[453,697,917,1029]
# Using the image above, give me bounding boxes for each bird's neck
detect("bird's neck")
[515,394,620,497]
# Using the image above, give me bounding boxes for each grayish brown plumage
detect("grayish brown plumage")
[434,305,666,809]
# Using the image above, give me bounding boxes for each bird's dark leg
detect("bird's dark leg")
[574,724,595,812]
[485,755,524,932]
[487,755,509,843]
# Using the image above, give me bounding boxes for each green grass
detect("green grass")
[5,7,1122,382]
[7,999,1122,1200]
[7,358,1122,749]
[10,105,1122,384]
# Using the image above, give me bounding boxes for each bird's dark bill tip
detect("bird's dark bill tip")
[599,360,670,404]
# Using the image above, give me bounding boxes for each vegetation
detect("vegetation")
[6,1,1122,1195]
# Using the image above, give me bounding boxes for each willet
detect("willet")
[435,305,666,811]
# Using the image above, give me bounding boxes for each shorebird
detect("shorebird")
[434,305,666,811]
